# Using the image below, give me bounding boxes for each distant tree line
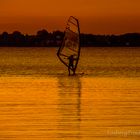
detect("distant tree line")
[0,29,140,47]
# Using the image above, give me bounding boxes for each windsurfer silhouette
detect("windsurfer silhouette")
[68,55,76,75]
[57,16,80,76]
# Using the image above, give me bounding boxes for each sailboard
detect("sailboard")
[57,16,80,74]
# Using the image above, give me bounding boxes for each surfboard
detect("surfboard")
[57,16,80,74]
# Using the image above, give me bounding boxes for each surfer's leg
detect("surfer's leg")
[68,67,71,75]
[68,64,73,76]
[72,70,75,75]
[71,65,75,75]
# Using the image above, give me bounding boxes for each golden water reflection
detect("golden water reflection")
[0,76,140,140]
[0,77,59,139]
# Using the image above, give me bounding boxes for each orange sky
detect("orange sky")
[0,0,140,34]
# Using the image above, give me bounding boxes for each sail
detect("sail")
[57,16,80,73]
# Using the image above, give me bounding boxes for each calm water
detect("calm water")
[0,47,140,140]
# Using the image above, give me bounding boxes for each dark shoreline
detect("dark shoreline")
[0,30,140,47]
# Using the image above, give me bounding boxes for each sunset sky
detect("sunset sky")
[0,0,140,34]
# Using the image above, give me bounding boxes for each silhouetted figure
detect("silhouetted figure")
[68,55,76,75]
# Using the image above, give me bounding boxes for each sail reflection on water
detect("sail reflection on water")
[57,76,81,138]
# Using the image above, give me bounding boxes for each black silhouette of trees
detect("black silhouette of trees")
[0,30,140,47]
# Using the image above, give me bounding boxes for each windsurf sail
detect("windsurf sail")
[57,16,80,73]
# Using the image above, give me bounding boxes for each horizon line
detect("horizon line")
[0,29,140,36]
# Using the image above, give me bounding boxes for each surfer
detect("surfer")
[68,55,76,75]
